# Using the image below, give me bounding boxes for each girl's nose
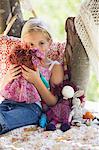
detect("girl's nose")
[32,44,39,50]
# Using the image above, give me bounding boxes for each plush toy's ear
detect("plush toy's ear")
[74,90,84,98]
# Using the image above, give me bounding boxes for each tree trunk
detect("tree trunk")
[64,17,90,93]
[0,0,25,37]
[8,0,24,37]
[0,0,11,34]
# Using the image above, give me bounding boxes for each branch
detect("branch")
[3,14,17,35]
[31,10,37,18]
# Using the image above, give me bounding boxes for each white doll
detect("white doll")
[68,89,84,126]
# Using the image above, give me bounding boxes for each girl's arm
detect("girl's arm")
[22,64,64,106]
[0,64,21,91]
[50,63,64,85]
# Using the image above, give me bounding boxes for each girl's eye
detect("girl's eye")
[40,42,44,45]
[30,43,34,46]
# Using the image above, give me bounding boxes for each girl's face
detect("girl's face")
[22,31,51,53]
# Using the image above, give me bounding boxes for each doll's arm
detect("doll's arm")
[68,110,74,123]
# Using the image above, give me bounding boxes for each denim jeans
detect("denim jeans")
[0,99,42,134]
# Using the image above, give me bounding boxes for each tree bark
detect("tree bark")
[64,17,90,93]
[0,0,11,34]
[0,0,25,37]
[8,0,24,37]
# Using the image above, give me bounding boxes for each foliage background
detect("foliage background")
[21,0,99,101]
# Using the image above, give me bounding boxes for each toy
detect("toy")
[46,85,76,132]
[0,45,47,103]
[39,113,48,128]
[83,111,99,126]
[9,46,45,70]
[83,111,94,120]
[68,88,84,126]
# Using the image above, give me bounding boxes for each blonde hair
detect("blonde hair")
[21,18,52,41]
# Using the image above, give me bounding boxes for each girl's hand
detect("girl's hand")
[0,64,21,90]
[4,64,21,83]
[21,65,40,84]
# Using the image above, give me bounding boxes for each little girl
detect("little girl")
[0,18,64,134]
